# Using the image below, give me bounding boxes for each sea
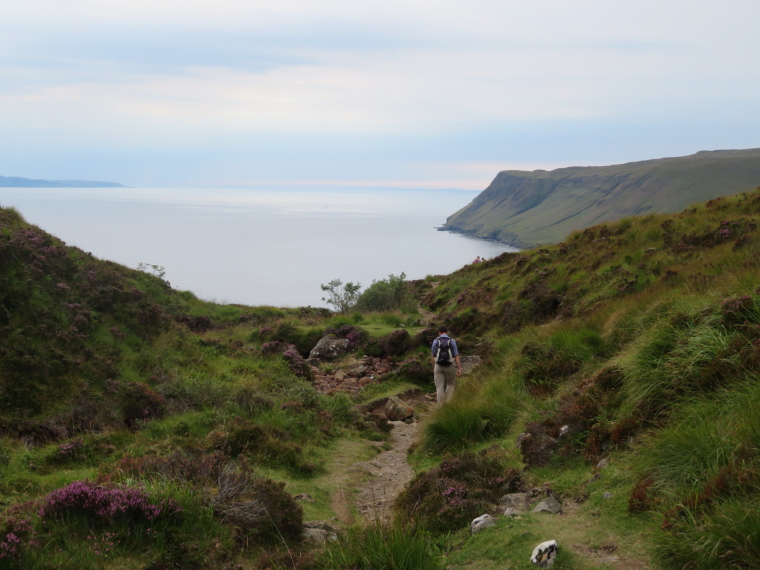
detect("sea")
[0,187,517,308]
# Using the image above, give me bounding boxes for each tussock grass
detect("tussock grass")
[321,523,442,569]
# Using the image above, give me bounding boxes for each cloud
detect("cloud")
[0,0,759,185]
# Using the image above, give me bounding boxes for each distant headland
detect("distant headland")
[0,175,125,188]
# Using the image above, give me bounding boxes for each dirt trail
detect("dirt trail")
[351,420,418,523]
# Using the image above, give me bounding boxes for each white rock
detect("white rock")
[504,507,518,517]
[470,513,496,534]
[530,540,559,567]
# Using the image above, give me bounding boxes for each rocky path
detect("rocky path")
[353,419,418,523]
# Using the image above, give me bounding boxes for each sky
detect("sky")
[1,0,759,190]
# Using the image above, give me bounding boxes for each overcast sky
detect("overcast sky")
[1,0,758,189]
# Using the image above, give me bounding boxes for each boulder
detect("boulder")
[459,355,482,375]
[470,514,496,535]
[500,492,529,512]
[308,335,351,361]
[302,527,338,544]
[293,493,314,502]
[385,397,414,421]
[504,507,518,517]
[345,363,367,377]
[303,520,340,533]
[531,496,562,515]
[530,540,559,567]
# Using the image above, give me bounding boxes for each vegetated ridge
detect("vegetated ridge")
[441,148,760,248]
[3,183,760,568]
[0,175,125,188]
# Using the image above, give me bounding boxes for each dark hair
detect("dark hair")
[438,325,448,333]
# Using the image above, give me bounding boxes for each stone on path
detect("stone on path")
[385,396,414,421]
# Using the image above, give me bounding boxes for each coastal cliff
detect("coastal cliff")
[441,148,760,247]
[0,175,125,188]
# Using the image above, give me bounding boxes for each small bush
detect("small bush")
[355,273,409,312]
[213,466,303,543]
[396,448,520,534]
[38,480,181,523]
[118,381,167,427]
[213,419,315,474]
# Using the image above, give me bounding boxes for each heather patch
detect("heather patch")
[395,448,521,533]
[38,480,181,523]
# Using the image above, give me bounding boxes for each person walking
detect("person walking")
[431,325,462,404]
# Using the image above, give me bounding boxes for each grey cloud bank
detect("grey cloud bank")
[1,0,758,188]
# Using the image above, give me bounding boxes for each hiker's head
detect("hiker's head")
[438,325,448,335]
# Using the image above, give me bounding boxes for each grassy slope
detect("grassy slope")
[0,206,398,568]
[408,187,760,568]
[4,184,760,569]
[441,148,760,247]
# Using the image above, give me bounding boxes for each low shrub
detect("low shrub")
[38,480,181,523]
[396,448,520,533]
[213,466,303,543]
[118,381,167,427]
[213,419,316,474]
[103,449,228,484]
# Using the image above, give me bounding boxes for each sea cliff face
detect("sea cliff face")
[441,148,760,247]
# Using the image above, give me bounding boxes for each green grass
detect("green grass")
[321,523,443,570]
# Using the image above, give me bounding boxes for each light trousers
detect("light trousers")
[434,363,456,404]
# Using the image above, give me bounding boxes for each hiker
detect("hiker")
[473,256,482,263]
[431,325,462,404]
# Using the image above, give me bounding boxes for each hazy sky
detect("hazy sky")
[1,0,758,189]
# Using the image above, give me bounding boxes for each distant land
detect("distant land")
[0,175,125,188]
[441,148,760,248]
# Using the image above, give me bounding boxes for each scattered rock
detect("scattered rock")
[302,527,338,544]
[308,335,351,360]
[532,496,562,515]
[559,425,569,437]
[303,520,340,533]
[385,397,414,421]
[293,493,314,502]
[500,492,529,512]
[531,540,559,567]
[470,513,496,534]
[345,364,367,377]
[602,492,612,499]
[504,506,518,517]
[596,458,609,469]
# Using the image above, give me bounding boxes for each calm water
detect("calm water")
[0,187,516,307]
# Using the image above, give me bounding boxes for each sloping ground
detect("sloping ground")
[441,148,760,247]
[399,187,760,568]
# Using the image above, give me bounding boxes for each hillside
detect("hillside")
[2,186,760,569]
[0,175,125,188]
[440,148,760,247]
